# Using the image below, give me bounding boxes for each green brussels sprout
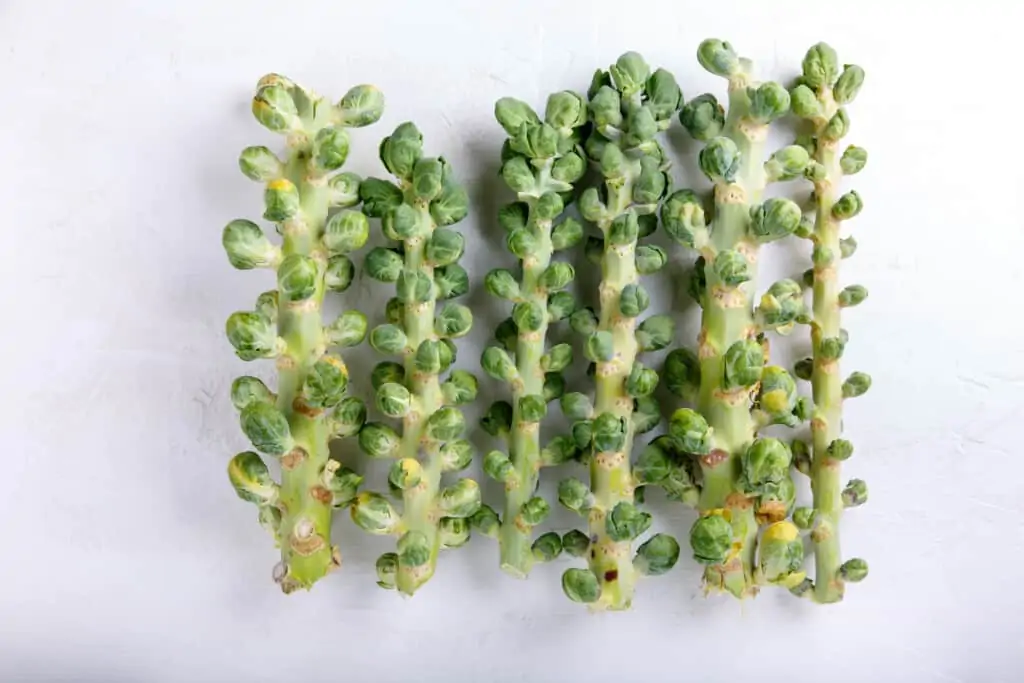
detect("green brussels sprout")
[723,339,764,388]
[507,228,539,259]
[839,558,869,582]
[222,219,279,270]
[359,177,403,218]
[498,202,529,233]
[327,171,361,208]
[661,189,707,248]
[841,146,868,175]
[632,396,660,435]
[690,513,734,564]
[238,146,282,182]
[518,394,547,423]
[409,157,444,202]
[592,413,627,452]
[585,331,615,363]
[495,97,540,135]
[422,229,464,267]
[483,449,514,482]
[585,236,605,264]
[633,439,672,484]
[561,529,590,557]
[371,361,405,391]
[827,438,854,461]
[240,401,293,455]
[819,335,846,360]
[226,311,279,361]
[669,408,712,455]
[759,279,807,329]
[324,310,368,348]
[552,152,586,184]
[385,203,424,241]
[608,211,641,246]
[531,531,563,562]
[794,216,815,239]
[430,180,469,227]
[697,39,740,77]
[834,64,865,104]
[440,439,474,472]
[480,400,513,437]
[713,249,751,287]
[434,263,469,299]
[277,254,318,301]
[634,533,681,576]
[646,68,683,121]
[664,347,701,399]
[322,210,369,255]
[625,106,658,147]
[493,317,518,352]
[519,496,550,526]
[303,355,349,409]
[387,458,422,491]
[635,245,667,275]
[747,81,790,123]
[802,42,839,89]
[843,371,872,398]
[440,369,478,406]
[336,84,384,127]
[599,143,628,180]
[397,530,431,567]
[312,125,351,171]
[758,521,805,587]
[439,517,471,549]
[375,552,398,589]
[619,283,651,318]
[812,244,835,268]
[822,108,850,142]
[579,187,608,222]
[562,568,601,604]
[469,505,500,538]
[560,392,593,422]
[839,284,868,308]
[547,291,576,322]
[765,145,811,182]
[589,85,623,131]
[263,179,301,222]
[228,451,278,505]
[843,478,869,507]
[438,478,481,517]
[369,324,408,355]
[413,340,448,374]
[558,477,593,512]
[230,376,275,411]
[699,136,741,183]
[792,506,818,530]
[689,257,708,303]
[351,492,400,535]
[376,382,412,418]
[625,362,658,397]
[610,51,651,95]
[759,366,798,416]
[324,255,355,292]
[254,290,278,321]
[679,93,724,141]
[379,122,423,179]
[635,315,674,352]
[542,373,565,403]
[832,191,863,220]
[323,461,361,507]
[541,436,578,466]
[434,303,473,339]
[359,422,401,458]
[544,90,587,130]
[792,439,812,476]
[252,84,299,132]
[789,84,823,119]
[535,191,564,221]
[606,502,652,542]
[425,407,466,442]
[540,262,575,291]
[330,396,366,437]
[396,268,434,305]
[750,197,802,241]
[571,420,594,450]
[570,307,599,336]
[501,156,536,193]
[741,437,792,492]
[481,346,517,383]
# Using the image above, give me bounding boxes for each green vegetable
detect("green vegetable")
[355,122,478,596]
[224,75,381,593]
[789,42,870,603]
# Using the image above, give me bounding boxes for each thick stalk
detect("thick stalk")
[810,103,845,603]
[397,205,444,595]
[275,153,337,590]
[500,195,553,577]
[588,165,639,610]
[696,80,765,597]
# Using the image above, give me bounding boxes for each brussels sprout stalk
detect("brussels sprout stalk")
[789,42,870,603]
[224,75,381,592]
[477,91,587,577]
[356,123,478,596]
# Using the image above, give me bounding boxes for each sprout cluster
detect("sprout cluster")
[353,122,479,596]
[224,74,383,593]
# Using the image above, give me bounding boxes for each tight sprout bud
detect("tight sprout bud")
[804,162,827,183]
[843,478,869,507]
[747,82,790,123]
[600,143,628,180]
[610,51,651,95]
[328,172,361,208]
[376,382,412,418]
[435,303,473,339]
[323,210,369,255]
[397,531,431,567]
[352,492,400,534]
[498,202,529,234]
[839,558,869,583]
[254,290,278,321]
[552,152,586,185]
[713,249,751,286]
[439,517,470,549]
[608,212,640,246]
[750,197,802,241]
[827,438,854,461]
[834,64,865,104]
[442,370,478,406]
[501,156,535,193]
[507,228,539,259]
[263,179,300,222]
[841,146,868,175]
[226,311,280,361]
[758,521,806,587]
[551,219,583,253]
[313,126,351,171]
[369,324,408,355]
[396,269,433,303]
[228,451,278,505]
[545,90,587,129]
[484,450,514,482]
[481,346,517,383]
[699,136,741,182]
[426,407,466,442]
[741,438,792,492]
[558,478,593,512]
[495,97,540,135]
[223,219,279,270]
[819,336,845,360]
[277,254,317,301]
[843,371,872,398]
[619,283,651,318]
[337,84,384,127]
[633,440,672,484]
[535,192,565,221]
[579,187,608,222]
[532,532,563,562]
[562,530,590,557]
[540,343,573,373]
[439,479,481,518]
[325,310,368,348]
[697,39,739,77]
[547,291,576,322]
[635,245,667,275]
[606,502,652,542]
[331,396,366,437]
[759,366,798,416]
[585,331,615,363]
[823,108,850,142]
[690,514,734,565]
[518,394,547,423]
[480,400,513,437]
[519,496,550,526]
[359,422,401,458]
[431,179,469,226]
[760,279,807,329]
[664,347,701,399]
[765,145,811,181]
[324,462,361,507]
[812,244,834,268]
[440,439,474,472]
[512,122,561,160]
[411,157,444,202]
[485,269,520,302]
[680,93,725,141]
[371,361,405,391]
[661,189,707,248]
[632,396,660,435]
[359,177,403,218]
[434,263,469,299]
[540,262,575,291]
[626,106,659,146]
[304,356,349,409]
[238,146,282,182]
[571,420,593,449]
[570,307,599,337]
[795,217,815,239]
[802,42,839,89]
[561,392,593,422]
[723,339,764,389]
[669,408,712,455]
[468,506,500,538]
[636,315,674,352]
[375,553,398,589]
[634,533,681,576]
[592,413,628,453]
[379,122,423,180]
[832,191,863,220]
[790,440,811,477]
[424,229,465,267]
[562,568,601,604]
[541,436,578,466]
[839,284,868,308]
[626,362,658,397]
[789,84,823,119]
[240,402,292,455]
[389,458,422,491]
[252,85,298,132]
[231,376,275,411]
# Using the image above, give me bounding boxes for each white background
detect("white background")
[2,1,1022,681]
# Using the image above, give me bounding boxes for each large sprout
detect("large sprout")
[223,74,382,592]
[353,122,478,596]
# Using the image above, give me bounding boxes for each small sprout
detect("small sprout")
[351,492,401,534]
[822,108,850,142]
[750,197,802,241]
[227,451,278,505]
[434,263,469,299]
[585,331,615,363]
[562,568,601,604]
[801,42,839,89]
[222,219,280,270]
[758,366,798,417]
[441,370,478,406]
[690,513,734,565]
[558,478,593,512]
[680,93,725,141]
[325,310,368,348]
[547,291,577,322]
[619,283,651,318]
[562,530,591,557]
[435,303,473,338]
[541,436,579,466]
[758,521,806,588]
[238,146,283,182]
[507,228,539,259]
[699,136,741,183]
[518,394,547,423]
[359,177,403,217]
[834,64,865,104]
[371,361,405,391]
[519,497,550,526]
[501,156,536,193]
[570,307,599,336]
[389,458,423,491]
[827,438,854,461]
[313,126,351,171]
[747,81,790,123]
[303,355,350,409]
[663,347,701,399]
[634,533,681,576]
[498,201,529,233]
[541,343,573,373]
[328,172,361,208]
[230,376,275,411]
[378,121,423,180]
[843,371,872,398]
[324,256,355,292]
[331,397,366,437]
[765,145,811,181]
[240,401,293,455]
[625,362,659,397]
[398,531,431,568]
[252,84,299,132]
[819,335,846,360]
[633,440,672,484]
[839,558,869,583]
[635,245,668,275]
[632,397,660,435]
[813,244,835,268]
[337,84,385,127]
[840,236,859,259]
[540,262,575,291]
[532,532,563,562]
[369,324,408,355]
[584,236,605,264]
[358,422,401,458]
[592,413,627,452]
[608,211,640,245]
[439,517,471,549]
[842,478,869,507]
[740,438,792,493]
[425,407,467,442]
[723,339,764,389]
[469,505,500,538]
[635,315,673,352]
[263,179,301,222]
[669,408,712,455]
[713,249,751,286]
[841,146,868,175]
[759,279,807,329]
[789,84,823,119]
[376,382,412,418]
[440,439,474,472]
[551,217,584,251]
[697,39,740,77]
[535,192,565,221]
[560,392,594,421]
[484,450,515,482]
[661,189,707,248]
[481,346,518,383]
[480,401,513,437]
[792,439,812,476]
[376,553,398,589]
[438,479,482,518]
[495,97,540,135]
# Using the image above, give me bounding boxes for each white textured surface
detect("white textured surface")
[2,1,1022,681]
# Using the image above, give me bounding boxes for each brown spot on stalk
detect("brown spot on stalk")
[516,421,540,434]
[811,417,828,434]
[817,358,839,374]
[735,241,758,265]
[756,500,787,525]
[290,530,327,556]
[596,361,618,378]
[281,447,308,470]
[715,183,747,205]
[814,265,837,282]
[520,330,542,342]
[810,526,831,543]
[737,120,768,142]
[725,492,753,510]
[604,570,618,582]
[700,449,730,469]
[276,355,297,371]
[514,516,531,532]
[292,397,323,417]
[287,297,319,313]
[711,285,747,308]
[309,485,332,505]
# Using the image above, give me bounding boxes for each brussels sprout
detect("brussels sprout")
[747,81,790,123]
[440,439,474,472]
[759,279,807,330]
[790,84,823,120]
[512,300,545,332]
[379,122,423,179]
[579,187,608,222]
[619,283,651,318]
[337,84,384,127]
[842,478,869,507]
[750,197,802,241]
[411,157,444,202]
[570,307,599,336]
[635,315,674,352]
[480,400,513,437]
[661,189,707,248]
[723,339,764,389]
[518,394,547,423]
[351,492,400,534]
[376,382,412,418]
[230,376,275,411]
[313,125,351,171]
[669,408,712,455]
[518,496,550,526]
[328,171,361,208]
[632,154,666,205]
[585,331,615,363]
[802,42,839,89]
[434,263,469,299]
[841,146,868,175]
[226,311,280,361]
[439,517,471,549]
[495,97,540,135]
[540,262,575,291]
[758,521,805,587]
[713,249,752,286]
[562,568,601,603]
[741,438,792,492]
[303,355,349,409]
[228,451,278,505]
[469,505,501,538]
[551,153,586,184]
[501,156,536,193]
[547,291,576,322]
[822,108,850,142]
[592,413,627,453]
[425,407,466,442]
[277,254,318,301]
[625,362,658,397]
[324,462,362,507]
[370,362,405,392]
[827,438,854,461]
[606,502,652,542]
[535,191,564,221]
[434,303,472,339]
[839,558,869,582]
[633,439,672,484]
[498,202,529,233]
[369,324,408,355]
[389,458,423,490]
[632,396,661,435]
[634,533,681,576]
[540,436,579,466]
[843,371,872,398]
[252,84,299,132]
[635,245,667,275]
[359,177,403,218]
[765,145,811,182]
[375,553,398,589]
[680,93,724,141]
[331,396,366,437]
[238,146,282,182]
[558,478,593,512]
[324,255,355,292]
[530,531,562,562]
[263,179,301,222]
[322,210,369,255]
[664,347,701,400]
[506,228,539,259]
[561,529,590,557]
[759,366,798,417]
[832,191,863,220]
[484,449,515,482]
[438,479,481,517]
[324,310,368,348]
[441,370,478,406]
[697,39,740,77]
[834,64,865,104]
[359,421,401,458]
[608,211,640,245]
[481,346,518,383]
[589,86,623,131]
[240,402,293,455]
[398,531,431,567]
[699,136,741,183]
[690,514,734,565]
